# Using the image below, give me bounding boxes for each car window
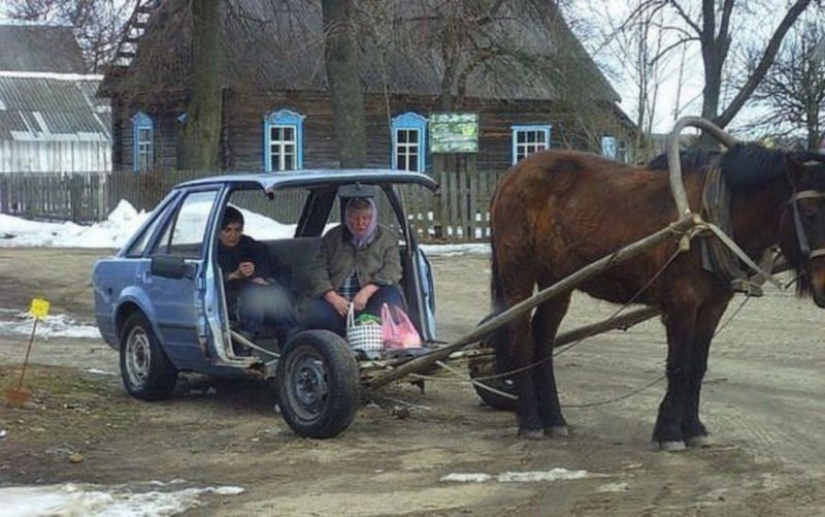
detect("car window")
[151,189,220,259]
[226,188,309,241]
[124,201,174,258]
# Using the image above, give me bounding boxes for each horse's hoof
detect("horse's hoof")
[657,440,686,452]
[518,428,546,440]
[685,435,709,448]
[545,426,569,438]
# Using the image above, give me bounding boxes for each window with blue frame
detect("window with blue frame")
[600,135,630,162]
[601,135,618,159]
[392,112,427,172]
[133,112,153,172]
[264,109,304,171]
[511,124,551,164]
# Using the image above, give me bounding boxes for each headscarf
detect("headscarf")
[345,197,378,249]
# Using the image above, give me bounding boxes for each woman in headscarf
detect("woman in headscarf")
[303,197,405,336]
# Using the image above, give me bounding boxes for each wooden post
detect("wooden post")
[0,174,7,214]
[70,174,83,223]
[365,215,698,389]
[431,154,444,239]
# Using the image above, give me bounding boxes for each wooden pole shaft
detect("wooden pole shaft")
[366,215,697,389]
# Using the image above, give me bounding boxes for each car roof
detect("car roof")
[174,169,439,192]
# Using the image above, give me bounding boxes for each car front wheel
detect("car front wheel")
[120,311,178,401]
[276,330,360,439]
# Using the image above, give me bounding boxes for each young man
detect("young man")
[217,206,296,352]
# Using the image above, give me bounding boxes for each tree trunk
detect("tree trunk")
[696,0,813,149]
[322,0,366,168]
[178,0,223,172]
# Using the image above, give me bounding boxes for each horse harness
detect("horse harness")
[699,160,825,294]
[789,189,825,260]
[699,161,769,296]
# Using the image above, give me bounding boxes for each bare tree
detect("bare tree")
[623,0,817,147]
[6,0,131,73]
[751,20,824,151]
[178,0,224,171]
[322,0,367,168]
[574,0,676,159]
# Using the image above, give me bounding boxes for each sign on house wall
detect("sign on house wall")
[429,113,479,153]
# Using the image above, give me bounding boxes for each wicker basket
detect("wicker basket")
[346,305,384,353]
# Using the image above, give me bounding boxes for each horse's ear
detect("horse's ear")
[786,152,825,189]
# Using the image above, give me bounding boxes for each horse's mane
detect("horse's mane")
[647,143,788,188]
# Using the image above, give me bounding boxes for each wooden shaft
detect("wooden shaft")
[366,215,697,389]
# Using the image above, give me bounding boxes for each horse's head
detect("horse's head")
[777,152,825,307]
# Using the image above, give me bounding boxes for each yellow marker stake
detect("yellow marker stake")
[30,298,50,319]
[5,298,50,408]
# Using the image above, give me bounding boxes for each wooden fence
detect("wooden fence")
[0,169,506,243]
[0,172,108,223]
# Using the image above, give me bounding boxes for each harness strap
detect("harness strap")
[699,162,776,293]
[700,222,783,289]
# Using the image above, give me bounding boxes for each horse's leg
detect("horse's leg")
[653,304,698,450]
[508,310,545,439]
[499,275,546,439]
[532,294,571,437]
[682,297,730,447]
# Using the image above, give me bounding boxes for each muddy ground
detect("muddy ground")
[1,247,825,515]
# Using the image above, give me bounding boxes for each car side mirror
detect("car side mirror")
[150,255,195,279]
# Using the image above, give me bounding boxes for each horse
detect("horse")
[489,122,825,450]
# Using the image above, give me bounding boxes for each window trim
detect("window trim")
[391,112,427,172]
[133,111,154,172]
[264,109,304,172]
[511,124,551,165]
[601,135,618,160]
[150,188,221,259]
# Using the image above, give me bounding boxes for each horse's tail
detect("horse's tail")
[489,236,512,375]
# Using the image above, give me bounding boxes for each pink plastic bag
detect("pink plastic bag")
[381,303,422,349]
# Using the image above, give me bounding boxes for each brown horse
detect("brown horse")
[489,135,825,449]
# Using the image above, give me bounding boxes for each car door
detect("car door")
[141,188,221,368]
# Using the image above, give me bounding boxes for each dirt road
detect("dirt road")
[1,248,825,515]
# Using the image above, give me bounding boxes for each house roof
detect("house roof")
[103,0,620,104]
[0,24,86,73]
[0,24,111,142]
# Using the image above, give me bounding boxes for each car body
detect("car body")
[92,169,439,438]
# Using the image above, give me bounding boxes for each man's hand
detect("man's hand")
[324,291,350,317]
[352,284,379,312]
[229,261,256,281]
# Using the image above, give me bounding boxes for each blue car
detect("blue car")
[92,169,438,438]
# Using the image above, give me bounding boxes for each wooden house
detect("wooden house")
[100,0,633,175]
[0,23,111,173]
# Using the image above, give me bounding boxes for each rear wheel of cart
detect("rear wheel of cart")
[469,354,517,411]
[276,330,360,439]
[468,316,517,411]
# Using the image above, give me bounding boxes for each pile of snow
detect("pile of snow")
[0,200,149,248]
[0,309,99,339]
[1,482,244,517]
[441,467,591,483]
